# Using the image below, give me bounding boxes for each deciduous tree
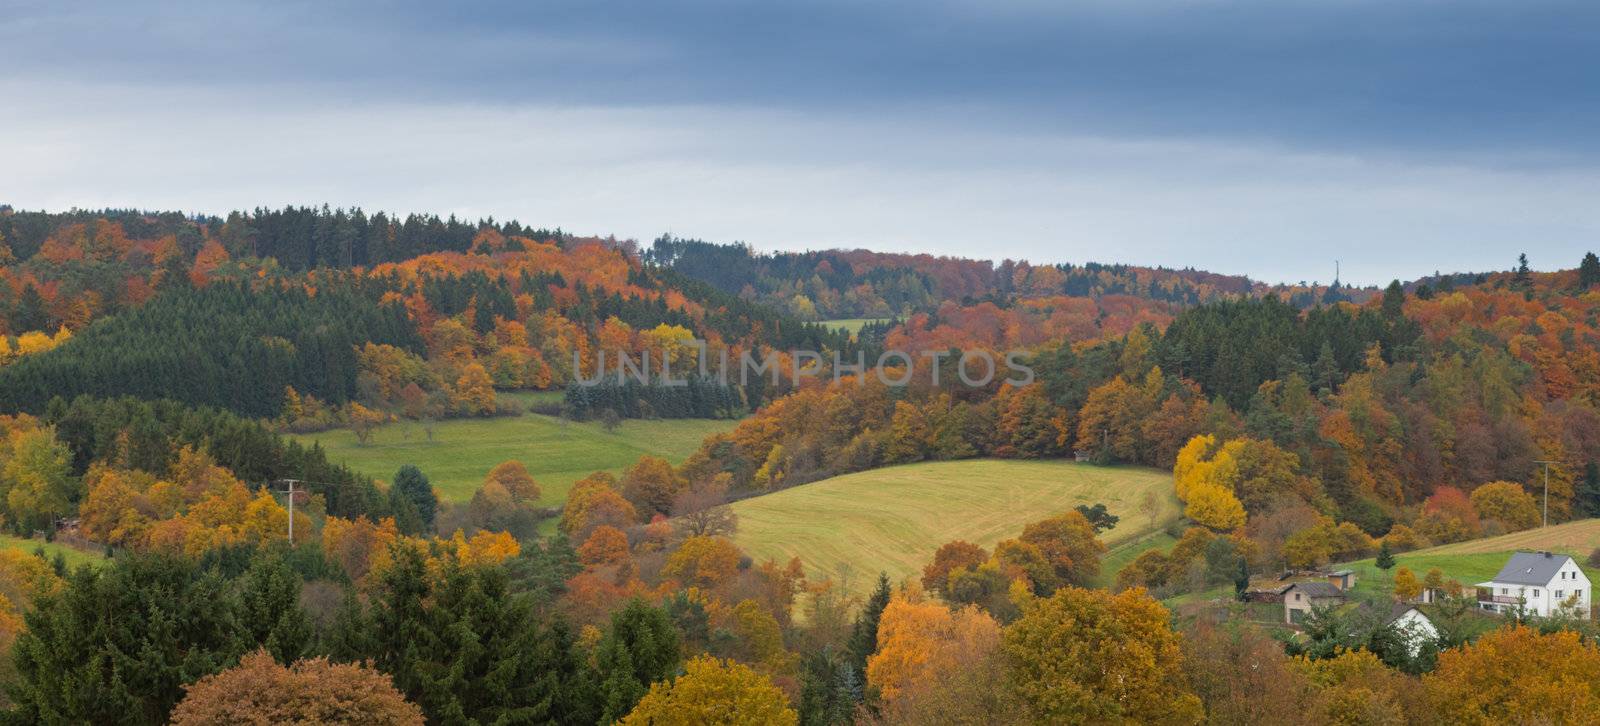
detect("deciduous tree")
[170,650,424,725]
[621,655,797,726]
[1003,586,1202,724]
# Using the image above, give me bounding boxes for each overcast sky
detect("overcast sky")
[3,0,1598,285]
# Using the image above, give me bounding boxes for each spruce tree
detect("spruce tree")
[1580,252,1600,289]
[1381,280,1405,319]
[1375,540,1396,570]
[235,553,313,664]
[1512,253,1533,291]
[392,465,437,532]
[6,554,244,725]
[595,598,680,723]
[845,572,892,690]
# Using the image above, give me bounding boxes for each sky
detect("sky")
[3,0,1598,285]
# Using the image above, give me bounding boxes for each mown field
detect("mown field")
[730,459,1181,594]
[291,413,736,506]
[819,318,889,336]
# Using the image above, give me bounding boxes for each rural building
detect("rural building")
[1324,569,1357,590]
[1475,551,1590,617]
[1384,604,1439,657]
[1283,581,1347,624]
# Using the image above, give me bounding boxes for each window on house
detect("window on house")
[1557,590,1564,598]
[1501,588,1508,595]
[1533,590,1540,597]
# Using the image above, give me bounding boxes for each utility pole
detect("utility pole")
[1533,460,1555,528]
[274,479,302,543]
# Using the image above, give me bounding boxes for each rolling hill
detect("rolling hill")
[730,459,1181,594]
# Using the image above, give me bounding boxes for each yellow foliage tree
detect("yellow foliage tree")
[1003,586,1202,724]
[454,363,497,416]
[1392,566,1422,602]
[1425,625,1600,723]
[621,655,797,726]
[1469,481,1540,531]
[663,536,742,589]
[867,595,1013,723]
[452,529,520,566]
[1184,483,1246,532]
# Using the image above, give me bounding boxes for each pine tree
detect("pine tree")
[7,554,245,725]
[236,553,313,664]
[1512,253,1533,291]
[1381,280,1405,319]
[392,465,437,532]
[1234,556,1250,601]
[595,598,681,724]
[11,282,49,332]
[1375,540,1396,570]
[323,589,377,663]
[798,647,857,726]
[845,572,892,696]
[1580,252,1600,289]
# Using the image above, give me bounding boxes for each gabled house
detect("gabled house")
[1283,581,1347,624]
[1476,551,1590,617]
[1384,603,1439,657]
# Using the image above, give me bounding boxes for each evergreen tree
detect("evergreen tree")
[798,646,861,726]
[845,572,892,694]
[504,533,583,608]
[1513,253,1533,291]
[6,554,245,725]
[10,283,49,332]
[1234,556,1251,601]
[408,560,596,723]
[1375,540,1396,570]
[392,465,437,532]
[235,553,313,664]
[1574,462,1600,518]
[1381,279,1405,319]
[323,589,377,663]
[1580,252,1600,289]
[595,598,680,724]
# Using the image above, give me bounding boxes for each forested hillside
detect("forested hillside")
[3,202,1600,724]
[646,233,1378,322]
[0,207,855,422]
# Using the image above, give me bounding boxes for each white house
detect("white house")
[1476,551,1590,617]
[1384,604,1439,657]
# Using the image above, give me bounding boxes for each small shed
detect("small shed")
[1325,569,1358,591]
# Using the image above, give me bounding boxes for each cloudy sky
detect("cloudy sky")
[3,0,1598,285]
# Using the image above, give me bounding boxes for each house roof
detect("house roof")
[1286,581,1345,598]
[1489,551,1572,586]
[1384,603,1427,626]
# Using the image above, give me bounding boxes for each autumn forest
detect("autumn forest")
[1,203,1600,724]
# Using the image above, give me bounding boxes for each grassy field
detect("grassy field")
[1337,519,1600,598]
[1164,520,1600,612]
[1423,518,1600,557]
[0,535,106,570]
[819,318,890,336]
[730,459,1180,594]
[291,413,736,506]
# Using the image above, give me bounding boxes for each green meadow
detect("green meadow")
[291,413,737,507]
